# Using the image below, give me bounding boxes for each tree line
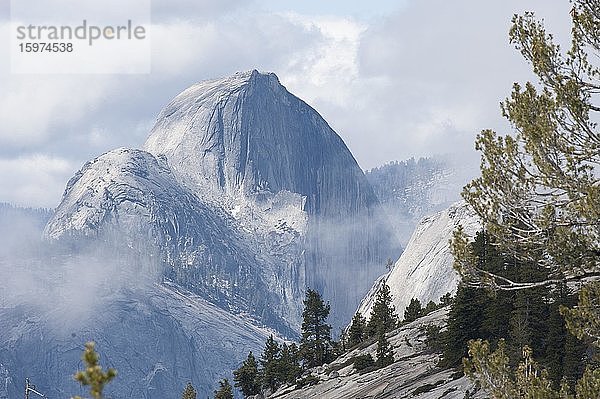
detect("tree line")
[446,0,600,397]
[424,231,590,393]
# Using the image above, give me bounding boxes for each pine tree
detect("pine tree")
[72,342,117,399]
[213,379,233,399]
[367,282,398,335]
[454,0,600,394]
[181,382,197,399]
[259,335,281,392]
[375,330,394,368]
[440,284,487,369]
[424,300,437,315]
[277,343,301,385]
[299,289,333,368]
[403,298,422,323]
[440,293,453,306]
[233,352,260,397]
[474,232,513,345]
[347,312,367,348]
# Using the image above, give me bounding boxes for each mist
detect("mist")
[0,204,162,331]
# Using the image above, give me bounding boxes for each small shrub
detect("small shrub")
[423,324,443,352]
[352,354,375,371]
[296,374,320,388]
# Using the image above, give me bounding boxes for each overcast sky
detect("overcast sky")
[0,0,572,208]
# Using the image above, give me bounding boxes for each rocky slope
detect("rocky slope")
[264,202,483,399]
[268,309,482,399]
[357,201,480,323]
[1,70,403,398]
[0,279,274,399]
[1,205,277,399]
[43,147,298,333]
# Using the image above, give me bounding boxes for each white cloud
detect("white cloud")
[0,155,75,208]
[277,14,365,107]
[281,0,573,170]
[0,74,114,148]
[0,0,576,207]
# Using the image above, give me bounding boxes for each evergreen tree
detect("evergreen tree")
[181,382,197,399]
[259,335,281,392]
[440,293,453,306]
[72,342,117,399]
[277,343,302,385]
[213,379,233,399]
[233,352,260,397]
[300,289,333,368]
[347,312,367,348]
[403,298,423,323]
[544,302,570,388]
[375,330,394,368]
[454,0,600,393]
[367,282,398,335]
[471,232,513,345]
[441,284,487,369]
[424,300,438,315]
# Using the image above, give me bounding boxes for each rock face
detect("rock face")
[9,70,400,398]
[144,70,375,217]
[365,157,466,247]
[44,147,302,334]
[144,70,396,329]
[356,201,480,322]
[0,206,275,399]
[45,69,394,331]
[0,281,273,399]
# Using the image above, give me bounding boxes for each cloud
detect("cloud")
[151,0,252,22]
[0,154,75,208]
[280,0,572,171]
[277,14,366,107]
[0,0,575,208]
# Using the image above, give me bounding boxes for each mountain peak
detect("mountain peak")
[143,70,394,328]
[143,69,371,213]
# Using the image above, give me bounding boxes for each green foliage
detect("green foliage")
[278,343,302,385]
[423,324,443,353]
[454,5,600,290]
[236,340,301,396]
[403,298,423,323]
[213,379,233,399]
[259,335,281,392]
[424,300,438,315]
[575,367,600,399]
[451,1,600,396]
[181,382,197,399]
[442,231,587,386]
[464,340,547,399]
[441,283,488,369]
[300,289,333,368]
[439,293,453,307]
[233,351,260,397]
[72,342,117,399]
[375,330,394,368]
[561,282,600,349]
[464,339,599,399]
[411,380,445,396]
[347,312,368,348]
[295,374,319,388]
[352,354,375,371]
[367,282,398,335]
